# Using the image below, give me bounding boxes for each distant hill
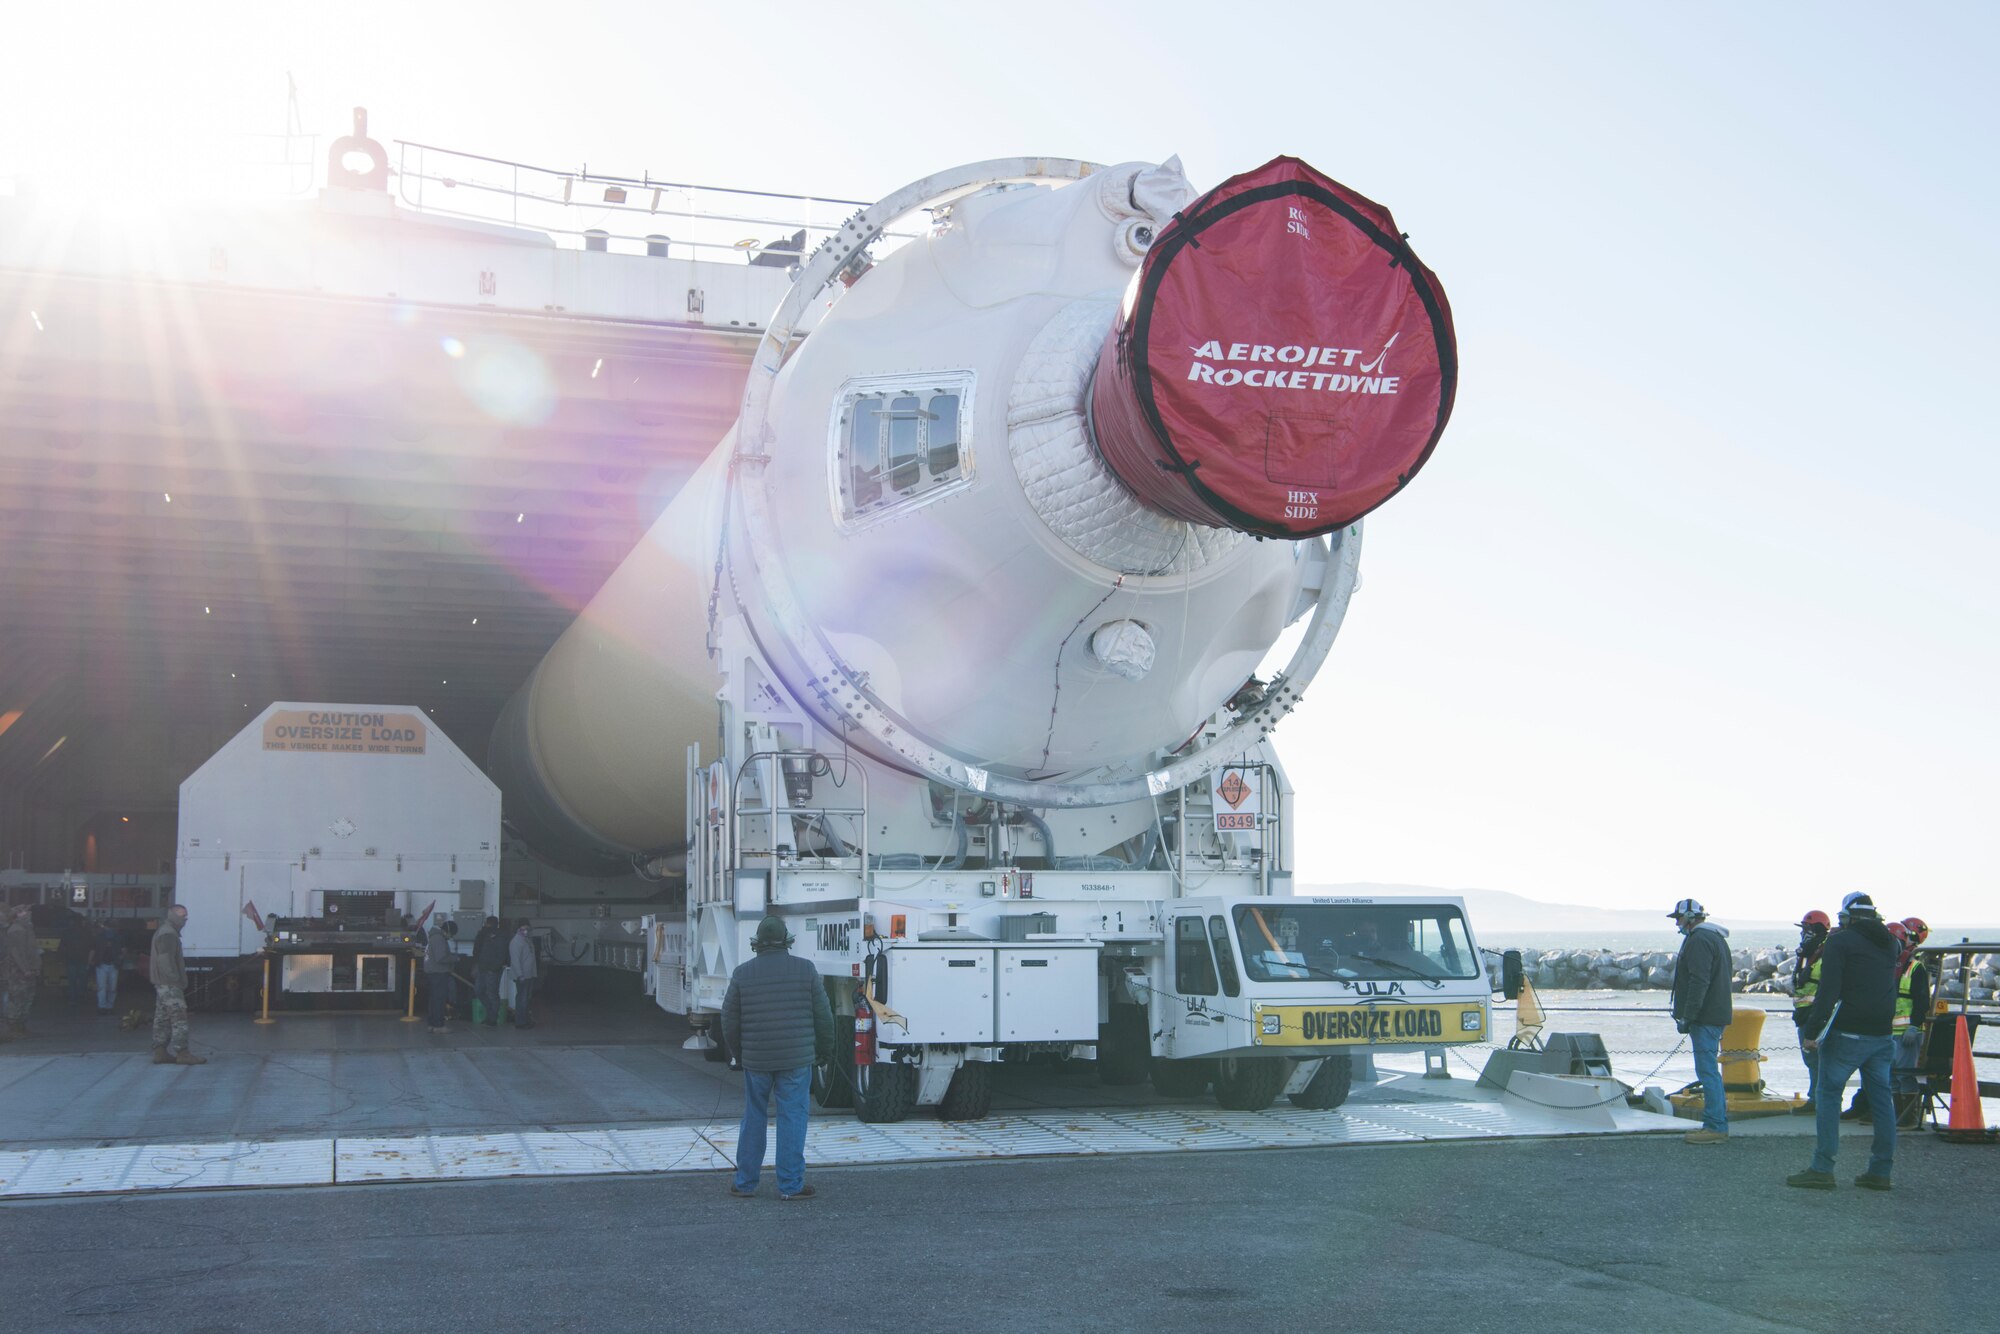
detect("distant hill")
[1298,882,1797,934]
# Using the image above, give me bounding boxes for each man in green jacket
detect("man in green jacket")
[722,916,833,1200]
[150,905,206,1066]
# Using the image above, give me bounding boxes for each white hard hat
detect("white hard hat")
[1667,898,1706,920]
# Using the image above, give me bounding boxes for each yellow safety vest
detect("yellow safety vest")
[1892,969,1915,1033]
[1792,954,1821,1011]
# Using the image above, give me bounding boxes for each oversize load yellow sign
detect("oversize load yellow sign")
[1253,1002,1485,1047]
[262,710,426,756]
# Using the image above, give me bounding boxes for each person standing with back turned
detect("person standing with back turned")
[1668,898,1733,1144]
[722,916,833,1200]
[1789,892,1899,1189]
[422,919,453,1033]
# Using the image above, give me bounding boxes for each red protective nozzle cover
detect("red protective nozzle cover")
[1091,156,1457,538]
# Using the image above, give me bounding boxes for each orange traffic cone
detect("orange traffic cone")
[1941,1014,1994,1144]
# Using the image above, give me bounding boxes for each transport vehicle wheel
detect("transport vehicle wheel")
[702,1023,732,1064]
[1212,1055,1290,1111]
[854,1060,917,1123]
[1289,1054,1353,1111]
[814,1039,857,1109]
[1150,1058,1215,1098]
[1097,1004,1152,1086]
[936,1060,994,1121]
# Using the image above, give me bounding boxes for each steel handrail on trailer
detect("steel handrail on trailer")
[729,750,870,913]
[1169,762,1282,897]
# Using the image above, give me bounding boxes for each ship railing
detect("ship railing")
[392,140,919,264]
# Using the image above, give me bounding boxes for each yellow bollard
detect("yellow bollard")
[1667,1005,1806,1120]
[253,955,276,1024]
[400,961,421,1022]
[1719,1009,1767,1092]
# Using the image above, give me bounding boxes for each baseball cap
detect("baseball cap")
[1667,898,1706,920]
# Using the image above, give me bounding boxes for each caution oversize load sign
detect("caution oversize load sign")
[262,710,427,756]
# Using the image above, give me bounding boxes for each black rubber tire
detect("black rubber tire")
[854,1060,918,1123]
[1150,1057,1216,1099]
[1212,1055,1291,1111]
[814,1033,857,1110]
[1289,1054,1353,1110]
[701,1022,731,1064]
[813,983,858,1109]
[1097,1004,1152,1086]
[936,1060,994,1121]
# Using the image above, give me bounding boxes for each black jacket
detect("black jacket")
[1803,921,1897,1038]
[722,948,834,1073]
[472,924,508,971]
[1671,923,1734,1028]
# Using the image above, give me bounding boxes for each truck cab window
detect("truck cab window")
[1208,915,1241,997]
[833,373,975,527]
[1175,914,1219,996]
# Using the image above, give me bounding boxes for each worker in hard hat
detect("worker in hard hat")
[1890,918,1931,1127]
[1668,898,1733,1145]
[1839,919,1932,1126]
[1791,910,1832,1112]
[1788,892,1896,1190]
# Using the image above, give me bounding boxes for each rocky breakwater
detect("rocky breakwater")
[1934,952,2000,1004]
[1482,946,1801,994]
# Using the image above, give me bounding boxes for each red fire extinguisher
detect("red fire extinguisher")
[854,989,877,1068]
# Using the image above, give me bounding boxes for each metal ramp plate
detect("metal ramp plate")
[0,1139,331,1196]
[0,1092,1688,1200]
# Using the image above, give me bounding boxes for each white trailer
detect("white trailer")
[506,153,1470,1118]
[174,702,500,1005]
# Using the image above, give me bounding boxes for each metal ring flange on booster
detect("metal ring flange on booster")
[731,157,1363,808]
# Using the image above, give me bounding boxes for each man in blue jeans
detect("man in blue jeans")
[1668,898,1734,1144]
[1789,892,1898,1190]
[722,915,834,1200]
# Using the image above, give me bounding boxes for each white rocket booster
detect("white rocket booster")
[488,155,1456,871]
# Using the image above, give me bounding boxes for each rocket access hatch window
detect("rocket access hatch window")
[833,373,974,528]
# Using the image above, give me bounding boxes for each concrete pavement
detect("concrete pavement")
[2,1130,1988,1332]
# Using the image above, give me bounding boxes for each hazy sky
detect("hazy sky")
[6,2,1995,922]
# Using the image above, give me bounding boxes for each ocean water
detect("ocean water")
[1477,930,1793,954]
[1478,926,1998,957]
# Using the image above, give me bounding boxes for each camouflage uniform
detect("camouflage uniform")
[153,985,190,1052]
[3,914,38,1031]
[150,918,191,1054]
